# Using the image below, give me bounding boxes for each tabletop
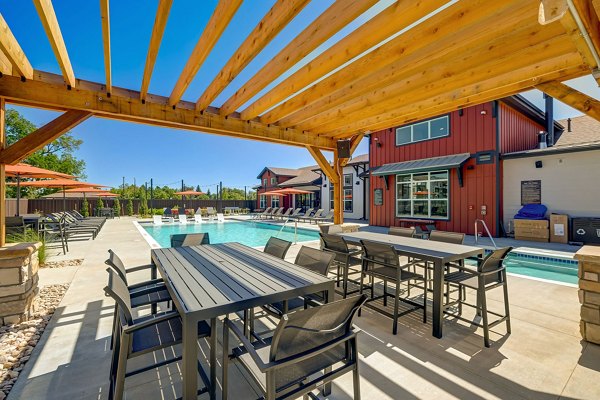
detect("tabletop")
[151,242,335,321]
[337,231,483,262]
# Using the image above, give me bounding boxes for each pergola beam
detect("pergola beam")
[218,0,379,116]
[0,97,6,247]
[306,146,337,184]
[0,13,33,80]
[0,110,92,164]
[0,51,12,75]
[169,0,242,106]
[240,0,448,121]
[0,71,335,150]
[33,0,76,88]
[196,0,310,111]
[100,0,112,94]
[536,81,600,121]
[140,0,173,101]
[274,0,534,128]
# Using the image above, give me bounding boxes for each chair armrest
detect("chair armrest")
[128,278,164,290]
[126,264,154,273]
[128,283,169,299]
[123,311,180,334]
[478,267,506,276]
[225,318,270,370]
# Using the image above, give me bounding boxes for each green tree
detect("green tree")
[96,198,104,210]
[139,197,149,216]
[5,109,86,198]
[113,198,121,216]
[126,199,133,216]
[81,198,89,217]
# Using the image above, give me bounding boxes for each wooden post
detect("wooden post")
[0,97,6,247]
[332,149,343,225]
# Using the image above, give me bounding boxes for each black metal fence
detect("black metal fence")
[18,198,255,216]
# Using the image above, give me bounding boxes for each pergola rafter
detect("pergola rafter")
[1,0,600,232]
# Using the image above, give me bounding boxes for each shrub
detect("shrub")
[113,198,121,216]
[152,208,164,215]
[96,198,104,210]
[81,198,89,217]
[139,199,149,217]
[6,230,47,265]
[126,199,133,216]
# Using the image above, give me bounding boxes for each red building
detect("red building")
[369,96,562,237]
[255,166,321,210]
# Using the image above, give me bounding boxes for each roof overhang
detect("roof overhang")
[371,153,471,176]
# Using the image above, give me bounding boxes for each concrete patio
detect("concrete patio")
[7,217,600,399]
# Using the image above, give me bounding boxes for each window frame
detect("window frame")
[259,195,266,209]
[395,115,450,146]
[271,196,279,208]
[270,177,277,185]
[263,178,267,188]
[395,170,449,220]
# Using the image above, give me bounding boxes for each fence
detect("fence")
[6,198,255,216]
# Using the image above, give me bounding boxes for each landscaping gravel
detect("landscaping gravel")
[0,284,69,398]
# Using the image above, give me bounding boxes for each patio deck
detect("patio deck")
[7,217,600,399]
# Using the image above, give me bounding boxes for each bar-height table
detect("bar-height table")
[336,231,483,339]
[151,242,336,400]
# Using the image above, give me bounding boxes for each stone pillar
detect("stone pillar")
[0,242,41,325]
[575,246,600,344]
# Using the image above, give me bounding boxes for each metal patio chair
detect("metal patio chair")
[222,295,367,400]
[320,232,363,298]
[263,236,292,259]
[170,232,210,247]
[104,269,211,400]
[262,246,335,318]
[359,239,427,334]
[388,226,416,238]
[444,247,512,347]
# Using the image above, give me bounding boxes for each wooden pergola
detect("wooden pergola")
[1,0,600,246]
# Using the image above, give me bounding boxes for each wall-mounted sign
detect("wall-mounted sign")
[374,189,383,206]
[521,180,541,205]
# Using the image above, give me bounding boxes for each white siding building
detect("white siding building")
[319,154,369,220]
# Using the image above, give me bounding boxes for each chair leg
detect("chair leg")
[383,279,387,307]
[422,276,427,324]
[343,258,350,299]
[353,360,361,400]
[458,284,463,315]
[358,265,365,317]
[480,288,490,347]
[503,271,511,334]
[113,334,130,400]
[393,278,401,335]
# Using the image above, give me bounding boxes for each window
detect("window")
[263,178,267,187]
[271,196,279,208]
[395,116,449,145]
[330,174,354,212]
[259,195,266,209]
[271,177,276,185]
[344,173,353,187]
[344,189,353,212]
[396,170,449,219]
[330,186,334,211]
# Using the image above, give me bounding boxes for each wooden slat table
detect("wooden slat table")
[151,242,335,400]
[337,231,484,339]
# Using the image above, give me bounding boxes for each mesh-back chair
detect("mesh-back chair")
[223,295,367,400]
[104,269,211,400]
[320,232,363,298]
[262,247,335,318]
[319,224,343,234]
[170,232,210,247]
[429,230,465,244]
[264,237,292,259]
[388,226,416,238]
[360,240,426,334]
[444,247,512,347]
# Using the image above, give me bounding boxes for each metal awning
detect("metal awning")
[370,153,471,176]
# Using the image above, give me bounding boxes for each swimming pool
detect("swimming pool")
[140,221,320,248]
[467,252,578,285]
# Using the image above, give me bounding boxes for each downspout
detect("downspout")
[494,101,502,238]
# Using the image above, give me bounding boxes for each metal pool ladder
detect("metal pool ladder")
[277,218,298,244]
[474,219,498,249]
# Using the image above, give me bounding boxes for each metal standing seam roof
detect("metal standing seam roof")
[370,153,471,176]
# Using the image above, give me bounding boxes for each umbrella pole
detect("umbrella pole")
[63,185,66,214]
[16,175,20,216]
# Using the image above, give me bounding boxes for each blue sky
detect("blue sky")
[1,1,598,192]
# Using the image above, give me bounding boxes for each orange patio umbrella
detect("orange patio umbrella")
[5,163,75,216]
[14,179,108,213]
[265,188,312,209]
[174,190,205,199]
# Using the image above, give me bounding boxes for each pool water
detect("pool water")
[467,253,578,285]
[141,221,320,248]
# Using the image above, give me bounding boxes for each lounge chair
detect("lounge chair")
[261,207,279,220]
[104,269,211,400]
[299,208,323,223]
[47,213,97,239]
[217,213,225,222]
[222,295,367,400]
[206,207,217,220]
[270,208,284,219]
[152,215,163,225]
[277,207,293,220]
[290,207,313,221]
[251,207,271,219]
[310,209,334,224]
[194,214,203,223]
[178,215,187,224]
[288,208,302,219]
[39,219,68,254]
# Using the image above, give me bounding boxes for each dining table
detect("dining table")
[336,231,484,339]
[151,242,336,400]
